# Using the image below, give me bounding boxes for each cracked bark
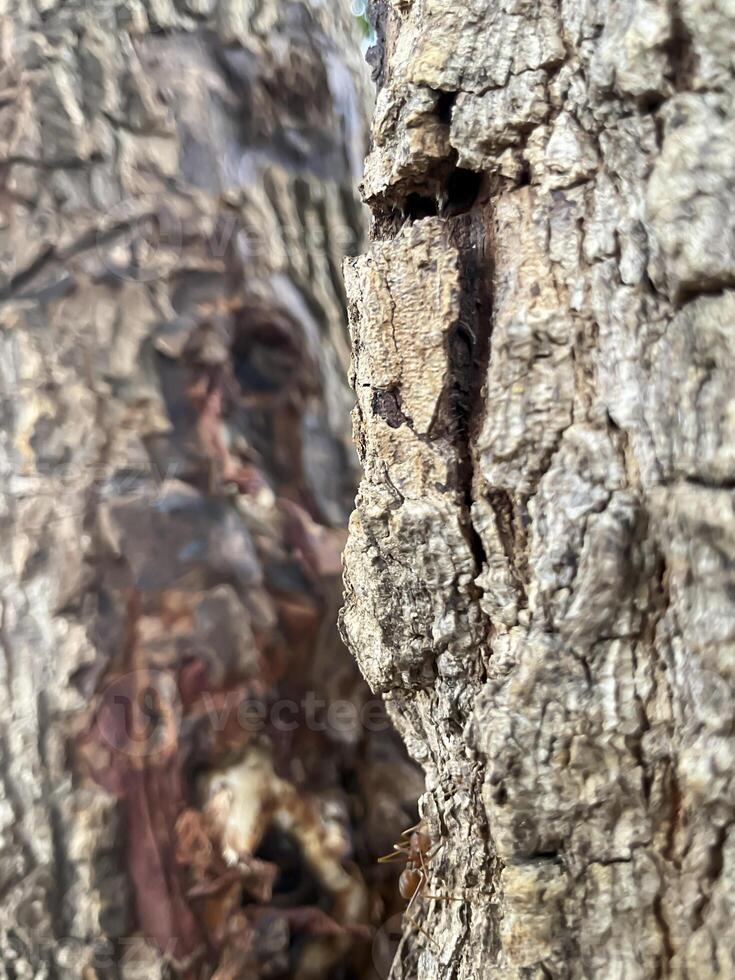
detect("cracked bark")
[342,2,735,978]
[0,2,424,978]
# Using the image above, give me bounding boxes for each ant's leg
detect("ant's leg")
[417,844,462,904]
[418,842,439,882]
[422,892,464,903]
[404,913,438,950]
[400,821,424,838]
[378,843,411,863]
[415,845,432,904]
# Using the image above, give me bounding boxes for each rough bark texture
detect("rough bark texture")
[0,2,422,978]
[342,2,735,978]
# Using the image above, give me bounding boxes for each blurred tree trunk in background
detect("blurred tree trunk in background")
[343,1,735,978]
[0,2,422,977]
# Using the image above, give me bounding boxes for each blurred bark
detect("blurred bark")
[342,2,735,978]
[0,2,422,977]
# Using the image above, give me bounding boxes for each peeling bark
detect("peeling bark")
[342,2,735,977]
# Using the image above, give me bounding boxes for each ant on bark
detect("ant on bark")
[379,822,460,932]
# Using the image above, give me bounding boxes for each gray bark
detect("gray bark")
[342,2,735,978]
[0,2,422,978]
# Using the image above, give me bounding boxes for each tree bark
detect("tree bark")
[342,2,735,978]
[0,2,422,978]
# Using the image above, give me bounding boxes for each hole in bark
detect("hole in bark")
[254,826,325,908]
[372,388,411,429]
[637,91,666,114]
[403,193,438,220]
[231,308,304,394]
[664,5,698,90]
[447,324,474,436]
[433,89,457,124]
[517,161,531,187]
[526,850,561,862]
[443,168,483,214]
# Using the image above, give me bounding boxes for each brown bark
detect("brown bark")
[0,2,421,978]
[342,2,735,977]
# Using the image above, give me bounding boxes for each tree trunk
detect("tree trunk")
[0,3,422,978]
[342,2,735,977]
